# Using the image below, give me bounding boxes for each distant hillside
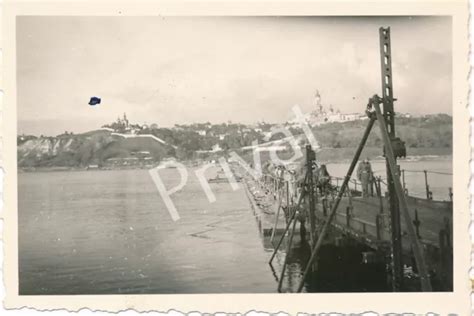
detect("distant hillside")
[17,130,173,168]
[310,114,452,149]
[99,135,171,161]
[17,114,452,168]
[237,114,452,164]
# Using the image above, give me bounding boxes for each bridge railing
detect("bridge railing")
[252,165,451,253]
[372,169,452,202]
[257,169,392,242]
[256,163,453,218]
[330,168,452,202]
[399,169,452,201]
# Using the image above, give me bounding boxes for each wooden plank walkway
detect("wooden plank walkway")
[315,195,452,252]
[240,167,452,254]
[237,161,453,289]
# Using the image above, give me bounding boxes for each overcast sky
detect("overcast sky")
[17,16,452,136]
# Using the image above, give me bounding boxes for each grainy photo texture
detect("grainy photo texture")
[16,16,453,295]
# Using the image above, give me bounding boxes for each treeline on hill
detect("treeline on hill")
[140,114,452,159]
[137,122,270,160]
[309,114,452,149]
[17,114,452,167]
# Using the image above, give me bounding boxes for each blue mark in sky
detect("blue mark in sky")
[89,97,101,106]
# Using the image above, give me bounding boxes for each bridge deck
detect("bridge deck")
[244,173,452,252]
[315,195,452,252]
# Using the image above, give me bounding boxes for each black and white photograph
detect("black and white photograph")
[2,1,471,313]
[15,15,455,294]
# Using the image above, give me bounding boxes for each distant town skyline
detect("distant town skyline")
[17,16,452,136]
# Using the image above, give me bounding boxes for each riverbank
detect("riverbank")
[18,146,451,173]
[315,147,451,163]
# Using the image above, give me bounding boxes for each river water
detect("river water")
[19,167,276,294]
[18,159,452,294]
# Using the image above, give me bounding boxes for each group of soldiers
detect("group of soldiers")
[261,157,375,243]
[262,156,375,200]
[294,161,331,196]
[294,158,374,198]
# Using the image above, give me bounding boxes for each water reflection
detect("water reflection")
[267,235,390,293]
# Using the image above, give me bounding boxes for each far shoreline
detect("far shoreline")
[18,147,452,173]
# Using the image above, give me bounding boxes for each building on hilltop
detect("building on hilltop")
[102,113,147,134]
[287,90,366,127]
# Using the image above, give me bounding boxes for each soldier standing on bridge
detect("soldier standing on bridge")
[357,158,373,198]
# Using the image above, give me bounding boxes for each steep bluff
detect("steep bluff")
[18,130,171,168]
